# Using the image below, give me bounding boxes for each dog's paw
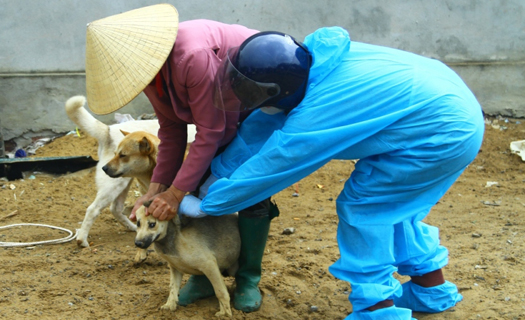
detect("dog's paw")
[76,238,90,248]
[215,309,232,318]
[133,248,148,264]
[160,303,177,311]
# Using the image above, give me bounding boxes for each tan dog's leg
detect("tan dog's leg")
[201,261,233,318]
[161,266,183,311]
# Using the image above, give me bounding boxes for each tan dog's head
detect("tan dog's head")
[102,130,159,179]
[134,205,170,249]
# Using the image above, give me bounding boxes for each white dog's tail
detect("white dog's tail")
[65,95,110,144]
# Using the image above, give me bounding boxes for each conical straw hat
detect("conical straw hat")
[85,4,179,115]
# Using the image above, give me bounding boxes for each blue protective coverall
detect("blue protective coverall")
[199,27,484,319]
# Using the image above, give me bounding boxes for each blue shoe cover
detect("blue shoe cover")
[393,281,462,313]
[345,306,414,320]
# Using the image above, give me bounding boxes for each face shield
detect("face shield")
[213,47,281,112]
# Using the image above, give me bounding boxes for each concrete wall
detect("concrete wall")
[1,0,524,146]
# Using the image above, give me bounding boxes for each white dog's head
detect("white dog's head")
[102,130,159,179]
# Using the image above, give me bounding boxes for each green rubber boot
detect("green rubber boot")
[233,202,275,312]
[177,275,215,306]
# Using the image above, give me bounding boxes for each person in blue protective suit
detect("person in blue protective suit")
[178,27,485,319]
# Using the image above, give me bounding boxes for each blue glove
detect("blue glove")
[198,174,218,199]
[178,195,207,218]
[344,306,414,320]
[393,281,462,313]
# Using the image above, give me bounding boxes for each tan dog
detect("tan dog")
[65,96,159,251]
[134,205,240,318]
[102,130,160,262]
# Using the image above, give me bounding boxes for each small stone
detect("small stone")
[310,305,319,312]
[282,228,295,235]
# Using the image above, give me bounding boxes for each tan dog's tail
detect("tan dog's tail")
[65,95,111,145]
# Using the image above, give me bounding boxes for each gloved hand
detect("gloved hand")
[178,194,208,218]
[198,174,219,198]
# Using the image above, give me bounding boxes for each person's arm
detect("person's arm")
[201,126,333,216]
[129,85,187,220]
[144,86,188,187]
[171,49,236,192]
[141,49,236,220]
[200,101,392,216]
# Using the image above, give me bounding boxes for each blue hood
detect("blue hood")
[304,27,350,87]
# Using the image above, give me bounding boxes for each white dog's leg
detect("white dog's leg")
[202,262,232,318]
[76,174,133,247]
[77,191,117,247]
[161,265,182,311]
[108,180,136,231]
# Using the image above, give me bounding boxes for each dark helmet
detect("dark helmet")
[213,31,311,112]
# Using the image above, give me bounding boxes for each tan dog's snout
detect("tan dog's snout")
[134,234,156,249]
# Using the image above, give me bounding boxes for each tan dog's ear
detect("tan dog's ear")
[120,130,130,136]
[139,137,152,154]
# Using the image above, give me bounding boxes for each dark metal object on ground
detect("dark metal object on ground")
[0,156,97,181]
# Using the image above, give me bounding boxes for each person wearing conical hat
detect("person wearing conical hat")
[85,4,276,313]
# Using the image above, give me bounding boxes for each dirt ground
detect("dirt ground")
[1,116,525,320]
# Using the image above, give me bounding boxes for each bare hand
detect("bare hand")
[130,193,152,222]
[145,186,186,221]
[129,183,168,221]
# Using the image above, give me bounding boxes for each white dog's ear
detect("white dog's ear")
[120,130,130,136]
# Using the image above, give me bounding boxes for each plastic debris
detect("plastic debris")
[485,181,498,187]
[510,140,525,161]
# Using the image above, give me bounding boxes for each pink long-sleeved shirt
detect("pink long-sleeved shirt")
[143,19,257,192]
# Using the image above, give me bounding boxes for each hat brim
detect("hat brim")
[85,4,179,115]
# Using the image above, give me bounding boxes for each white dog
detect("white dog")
[65,95,161,249]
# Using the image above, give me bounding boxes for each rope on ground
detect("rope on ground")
[0,223,78,247]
